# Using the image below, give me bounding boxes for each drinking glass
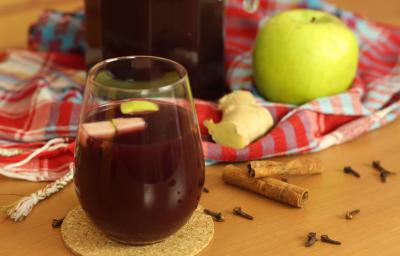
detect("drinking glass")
[74,56,205,245]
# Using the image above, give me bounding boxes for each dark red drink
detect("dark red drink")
[74,101,205,244]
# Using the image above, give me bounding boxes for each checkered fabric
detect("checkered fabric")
[0,0,399,181]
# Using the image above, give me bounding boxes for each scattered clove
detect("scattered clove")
[305,232,318,247]
[233,207,254,220]
[52,218,64,228]
[321,235,341,245]
[372,161,394,174]
[343,166,360,178]
[372,161,395,183]
[203,187,210,193]
[345,209,360,220]
[380,172,388,183]
[204,208,224,222]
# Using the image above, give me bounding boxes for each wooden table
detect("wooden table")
[1,1,400,255]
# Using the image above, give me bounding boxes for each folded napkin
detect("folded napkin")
[0,0,399,182]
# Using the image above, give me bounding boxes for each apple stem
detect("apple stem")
[311,17,316,23]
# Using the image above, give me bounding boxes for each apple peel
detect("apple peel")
[120,100,159,115]
[204,91,273,149]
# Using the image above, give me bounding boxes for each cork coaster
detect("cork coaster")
[61,206,214,256]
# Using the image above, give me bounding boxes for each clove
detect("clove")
[321,235,341,245]
[281,178,288,183]
[233,207,254,220]
[343,166,360,178]
[204,208,224,222]
[52,218,64,228]
[380,172,389,183]
[345,209,360,220]
[305,232,318,247]
[372,161,395,183]
[203,187,210,193]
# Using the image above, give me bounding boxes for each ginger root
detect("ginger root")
[204,91,273,149]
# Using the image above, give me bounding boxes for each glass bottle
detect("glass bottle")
[84,0,260,100]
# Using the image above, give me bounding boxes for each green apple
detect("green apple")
[253,9,359,105]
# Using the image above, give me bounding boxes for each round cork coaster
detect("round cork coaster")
[61,206,214,256]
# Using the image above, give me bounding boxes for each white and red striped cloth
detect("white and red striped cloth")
[0,50,84,181]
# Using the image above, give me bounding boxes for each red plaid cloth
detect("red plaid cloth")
[0,50,84,181]
[202,0,400,162]
[1,0,400,181]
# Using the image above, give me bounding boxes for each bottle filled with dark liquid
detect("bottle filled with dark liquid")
[85,0,259,100]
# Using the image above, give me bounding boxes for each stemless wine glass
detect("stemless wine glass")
[74,56,205,245]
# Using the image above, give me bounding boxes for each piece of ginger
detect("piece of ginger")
[204,91,273,149]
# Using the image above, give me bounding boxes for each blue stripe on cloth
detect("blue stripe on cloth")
[236,147,249,161]
[361,106,372,116]
[207,143,221,160]
[339,94,357,115]
[280,121,297,150]
[297,111,312,142]
[62,24,77,52]
[384,112,398,123]
[41,14,59,45]
[41,126,77,139]
[369,121,381,130]
[357,20,381,41]
[266,106,278,123]
[47,101,60,131]
[0,76,19,85]
[367,91,390,102]
[69,102,81,128]
[364,101,382,110]
[68,93,83,104]
[374,80,400,93]
[316,98,333,113]
[205,160,218,166]
[231,81,252,91]
[231,68,251,79]
[261,135,275,157]
[340,10,354,20]
[306,0,323,9]
[307,140,319,152]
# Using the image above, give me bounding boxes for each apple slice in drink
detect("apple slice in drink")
[79,121,116,147]
[112,118,146,135]
[120,100,159,115]
[78,118,146,146]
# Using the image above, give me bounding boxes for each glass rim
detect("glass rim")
[88,55,188,94]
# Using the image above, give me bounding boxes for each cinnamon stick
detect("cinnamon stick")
[248,158,323,178]
[223,165,308,208]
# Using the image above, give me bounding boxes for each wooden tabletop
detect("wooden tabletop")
[1,1,400,255]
